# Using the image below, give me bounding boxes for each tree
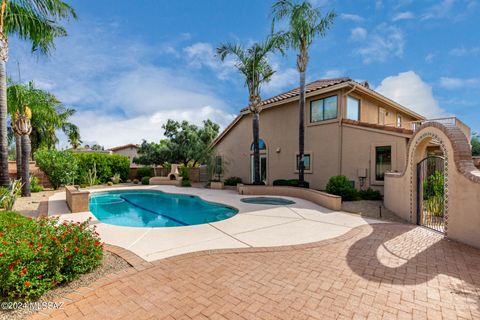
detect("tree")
[472,132,480,156]
[7,81,80,196]
[65,123,81,149]
[0,0,77,187]
[217,35,283,184]
[133,140,170,176]
[272,0,336,187]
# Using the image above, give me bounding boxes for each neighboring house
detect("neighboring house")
[108,144,140,165]
[213,77,470,192]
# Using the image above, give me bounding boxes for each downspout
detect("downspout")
[339,84,357,175]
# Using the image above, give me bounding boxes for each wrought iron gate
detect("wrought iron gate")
[416,156,445,232]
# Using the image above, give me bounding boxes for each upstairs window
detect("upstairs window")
[396,114,402,128]
[310,96,338,123]
[250,139,266,151]
[347,96,360,121]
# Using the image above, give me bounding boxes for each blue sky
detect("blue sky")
[7,0,480,148]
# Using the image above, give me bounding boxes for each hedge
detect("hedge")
[73,153,129,185]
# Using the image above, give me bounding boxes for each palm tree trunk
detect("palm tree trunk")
[15,134,22,180]
[298,69,306,187]
[0,60,9,187]
[20,134,31,197]
[252,112,261,184]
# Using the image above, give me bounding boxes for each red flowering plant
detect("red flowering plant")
[0,212,103,301]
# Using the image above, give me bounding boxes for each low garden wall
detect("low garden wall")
[237,185,342,211]
[66,185,90,213]
[8,161,50,187]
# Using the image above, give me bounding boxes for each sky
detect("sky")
[7,0,480,148]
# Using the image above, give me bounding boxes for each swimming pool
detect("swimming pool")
[89,190,238,228]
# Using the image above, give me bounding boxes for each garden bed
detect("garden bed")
[0,250,130,320]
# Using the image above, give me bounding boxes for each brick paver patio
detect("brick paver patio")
[31,223,480,320]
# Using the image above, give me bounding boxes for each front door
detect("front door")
[251,154,267,184]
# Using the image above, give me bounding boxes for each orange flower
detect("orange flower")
[24,281,30,286]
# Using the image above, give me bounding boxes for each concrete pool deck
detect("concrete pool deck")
[48,185,387,262]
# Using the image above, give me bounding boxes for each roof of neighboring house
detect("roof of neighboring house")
[213,77,425,146]
[109,144,140,151]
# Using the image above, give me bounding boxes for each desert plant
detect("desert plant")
[224,176,243,186]
[110,173,121,184]
[181,179,191,187]
[0,213,103,301]
[29,176,44,193]
[132,179,139,184]
[34,150,78,189]
[85,162,98,187]
[141,176,150,185]
[423,171,444,216]
[107,181,113,186]
[0,179,23,210]
[326,175,358,201]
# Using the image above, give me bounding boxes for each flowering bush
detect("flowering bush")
[0,212,103,301]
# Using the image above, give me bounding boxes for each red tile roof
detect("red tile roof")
[241,77,352,112]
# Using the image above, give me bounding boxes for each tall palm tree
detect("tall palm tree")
[8,81,80,196]
[65,123,81,149]
[271,0,336,187]
[0,0,77,187]
[217,35,283,184]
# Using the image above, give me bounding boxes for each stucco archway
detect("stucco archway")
[384,122,480,248]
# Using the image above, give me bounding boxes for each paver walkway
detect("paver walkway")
[32,223,480,320]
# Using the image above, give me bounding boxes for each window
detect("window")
[310,96,338,122]
[347,96,360,121]
[250,139,266,151]
[375,146,391,181]
[296,154,311,171]
[396,114,402,128]
[379,108,386,125]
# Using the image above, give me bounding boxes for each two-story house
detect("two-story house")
[213,77,430,192]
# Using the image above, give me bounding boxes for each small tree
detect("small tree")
[472,132,480,156]
[133,140,170,176]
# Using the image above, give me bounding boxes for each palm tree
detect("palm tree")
[65,123,81,149]
[271,0,336,187]
[0,0,77,187]
[8,81,80,196]
[217,35,283,184]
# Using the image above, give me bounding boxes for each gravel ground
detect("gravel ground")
[0,251,131,320]
[13,189,57,218]
[341,200,406,223]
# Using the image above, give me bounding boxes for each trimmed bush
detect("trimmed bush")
[326,175,358,201]
[137,166,153,179]
[107,181,113,186]
[141,176,150,185]
[73,153,129,185]
[358,188,382,200]
[34,150,78,189]
[29,176,44,193]
[224,176,242,186]
[181,179,191,187]
[0,212,103,301]
[272,179,309,188]
[132,179,139,184]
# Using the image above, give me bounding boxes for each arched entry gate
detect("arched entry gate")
[416,156,445,232]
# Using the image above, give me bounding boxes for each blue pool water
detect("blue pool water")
[89,190,238,228]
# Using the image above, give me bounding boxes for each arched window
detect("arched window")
[250,139,266,151]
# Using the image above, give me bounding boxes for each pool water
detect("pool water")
[89,190,238,228]
[241,197,295,205]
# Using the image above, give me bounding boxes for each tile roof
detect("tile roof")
[241,77,352,112]
[109,144,140,151]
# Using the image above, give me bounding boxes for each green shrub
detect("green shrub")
[73,153,129,186]
[180,167,189,180]
[224,176,242,186]
[326,175,358,201]
[181,179,191,187]
[272,179,309,188]
[0,180,22,210]
[110,173,121,184]
[34,150,78,189]
[358,188,382,200]
[0,212,103,301]
[107,181,113,186]
[29,176,44,193]
[141,176,150,185]
[423,171,444,216]
[132,179,139,184]
[137,166,153,179]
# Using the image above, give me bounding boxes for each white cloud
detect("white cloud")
[422,0,455,20]
[262,68,298,95]
[350,27,368,41]
[323,69,344,78]
[425,53,435,63]
[340,13,365,22]
[8,19,236,149]
[355,24,404,64]
[392,11,415,21]
[376,71,449,119]
[449,47,480,57]
[439,77,480,89]
[183,42,236,80]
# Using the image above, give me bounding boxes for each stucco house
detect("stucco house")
[213,77,470,192]
[108,144,140,165]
